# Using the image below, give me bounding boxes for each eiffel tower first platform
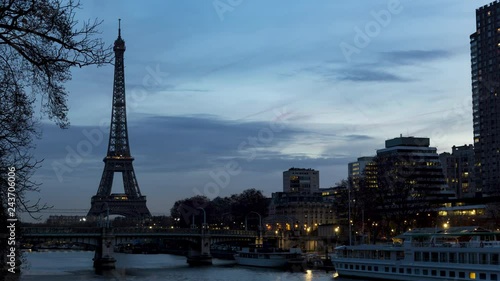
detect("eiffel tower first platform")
[88,20,151,218]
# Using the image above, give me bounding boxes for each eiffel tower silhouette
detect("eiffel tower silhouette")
[88,20,150,218]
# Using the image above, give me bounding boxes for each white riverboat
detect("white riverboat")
[331,226,500,280]
[234,247,303,268]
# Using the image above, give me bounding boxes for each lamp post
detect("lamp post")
[197,207,207,233]
[245,211,262,246]
[99,202,110,228]
[245,211,262,231]
[348,184,352,246]
[335,226,340,238]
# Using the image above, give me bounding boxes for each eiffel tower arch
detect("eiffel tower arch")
[88,20,151,218]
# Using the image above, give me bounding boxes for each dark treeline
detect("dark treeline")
[170,188,268,230]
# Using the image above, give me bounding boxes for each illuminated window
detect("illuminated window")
[470,272,476,279]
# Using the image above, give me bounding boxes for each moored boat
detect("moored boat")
[331,226,500,280]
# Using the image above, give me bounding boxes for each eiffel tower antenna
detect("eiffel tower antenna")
[88,20,151,218]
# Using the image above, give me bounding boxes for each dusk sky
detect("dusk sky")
[25,0,494,220]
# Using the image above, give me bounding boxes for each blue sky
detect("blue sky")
[26,0,494,219]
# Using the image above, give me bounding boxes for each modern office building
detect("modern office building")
[348,156,376,190]
[283,168,319,193]
[471,1,500,196]
[374,136,456,202]
[348,156,375,179]
[439,145,476,199]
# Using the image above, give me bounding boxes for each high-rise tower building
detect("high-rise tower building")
[471,1,500,196]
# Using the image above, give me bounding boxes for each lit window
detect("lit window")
[470,272,476,279]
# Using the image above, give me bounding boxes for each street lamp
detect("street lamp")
[100,202,110,228]
[334,226,340,246]
[245,211,262,232]
[197,207,207,232]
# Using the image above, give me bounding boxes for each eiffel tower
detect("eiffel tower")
[88,20,151,218]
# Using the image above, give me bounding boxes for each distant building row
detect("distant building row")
[348,137,478,200]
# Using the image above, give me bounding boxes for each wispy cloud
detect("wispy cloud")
[380,49,454,65]
[337,69,411,82]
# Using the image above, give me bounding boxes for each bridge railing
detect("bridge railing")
[22,227,102,234]
[21,227,259,236]
[208,229,258,236]
[113,227,200,234]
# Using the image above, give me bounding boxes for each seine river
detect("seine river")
[19,251,362,281]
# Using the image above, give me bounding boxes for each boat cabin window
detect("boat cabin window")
[493,254,499,265]
[414,252,421,261]
[480,253,487,264]
[449,252,456,263]
[459,253,466,263]
[423,252,430,261]
[440,252,447,262]
[431,252,438,262]
[469,253,478,264]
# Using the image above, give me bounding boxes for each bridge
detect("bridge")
[22,226,259,245]
[21,226,261,269]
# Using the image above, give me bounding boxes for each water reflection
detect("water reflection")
[21,251,337,281]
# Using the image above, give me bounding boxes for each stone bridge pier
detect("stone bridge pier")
[93,228,116,270]
[186,223,212,266]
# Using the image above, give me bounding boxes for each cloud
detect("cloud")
[337,69,411,82]
[34,114,380,181]
[296,49,453,83]
[345,134,375,141]
[381,49,454,65]
[297,61,411,83]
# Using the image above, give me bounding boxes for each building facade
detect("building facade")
[283,168,319,193]
[348,156,375,179]
[348,156,376,190]
[471,1,500,196]
[375,136,456,202]
[267,191,335,234]
[439,144,476,199]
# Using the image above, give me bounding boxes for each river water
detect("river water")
[19,251,362,281]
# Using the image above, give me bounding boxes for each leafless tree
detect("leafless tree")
[0,0,112,276]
